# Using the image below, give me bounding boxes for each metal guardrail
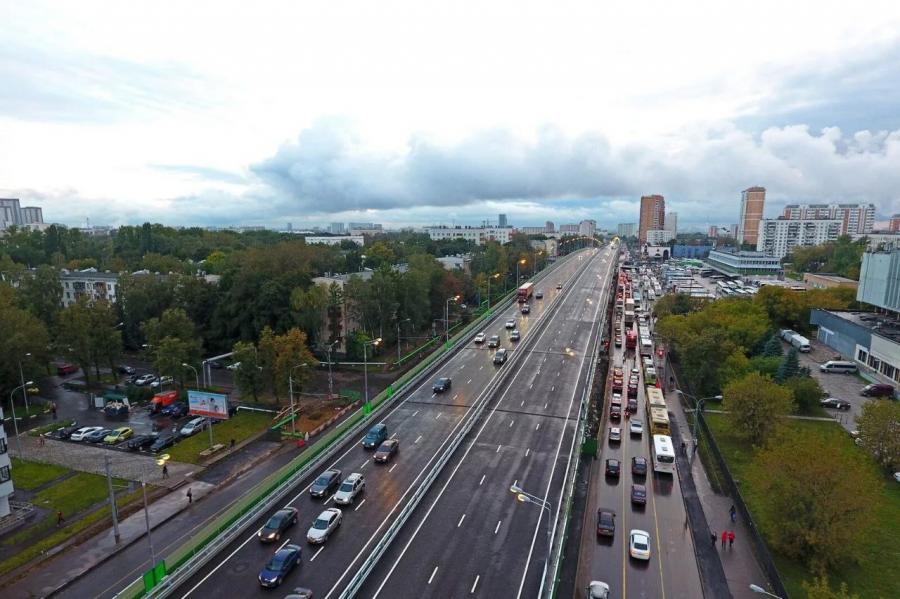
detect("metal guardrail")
[339,250,598,598]
[125,255,577,598]
[0,501,35,535]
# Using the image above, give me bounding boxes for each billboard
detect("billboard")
[188,390,229,420]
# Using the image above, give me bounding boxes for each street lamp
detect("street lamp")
[444,296,460,344]
[677,389,722,450]
[363,338,382,411]
[288,363,308,435]
[509,484,554,594]
[181,363,200,389]
[8,381,32,456]
[516,258,527,286]
[749,584,782,599]
[18,352,32,413]
[486,273,500,312]
[323,340,338,398]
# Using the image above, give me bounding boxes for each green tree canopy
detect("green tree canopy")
[856,400,900,471]
[723,372,794,445]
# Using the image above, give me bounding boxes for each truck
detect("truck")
[626,329,637,350]
[789,333,811,353]
[517,282,534,303]
[625,298,635,312]
[150,390,179,414]
[624,310,635,324]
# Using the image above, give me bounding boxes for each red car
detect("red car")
[56,363,78,376]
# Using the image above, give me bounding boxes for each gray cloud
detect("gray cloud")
[150,164,247,184]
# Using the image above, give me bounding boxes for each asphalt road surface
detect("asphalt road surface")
[172,248,606,599]
[575,269,703,598]
[358,247,615,598]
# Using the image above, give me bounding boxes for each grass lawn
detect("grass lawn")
[10,458,70,490]
[166,411,271,464]
[706,413,900,598]
[29,471,128,517]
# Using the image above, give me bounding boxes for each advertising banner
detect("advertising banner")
[188,390,229,420]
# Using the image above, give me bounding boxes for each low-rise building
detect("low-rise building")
[645,229,675,245]
[61,269,119,307]
[707,249,781,276]
[802,273,859,291]
[436,255,472,273]
[304,235,365,246]
[811,310,900,389]
[425,226,512,245]
[857,243,900,313]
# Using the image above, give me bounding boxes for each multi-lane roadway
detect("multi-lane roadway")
[171,247,613,598]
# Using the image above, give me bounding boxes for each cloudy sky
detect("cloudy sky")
[3,0,900,230]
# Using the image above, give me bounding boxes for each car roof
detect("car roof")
[323,468,341,476]
[632,484,647,491]
[320,507,341,517]
[630,529,650,538]
[346,472,364,482]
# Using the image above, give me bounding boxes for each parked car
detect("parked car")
[362,423,388,449]
[133,374,157,386]
[374,439,399,463]
[179,417,207,437]
[605,459,620,477]
[820,398,851,410]
[226,362,241,371]
[487,335,500,348]
[334,473,366,505]
[104,427,134,444]
[629,529,651,560]
[117,365,136,375]
[306,508,342,544]
[70,426,104,442]
[85,428,114,443]
[433,377,452,393]
[310,469,342,498]
[509,329,520,342]
[54,424,81,440]
[161,402,189,418]
[596,509,616,537]
[258,544,302,588]
[474,332,487,344]
[127,433,158,451]
[630,484,647,505]
[258,507,299,542]
[150,434,177,453]
[493,349,508,365]
[861,383,895,397]
[150,375,174,389]
[56,363,78,376]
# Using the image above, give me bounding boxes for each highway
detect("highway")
[358,246,615,598]
[170,248,605,599]
[575,267,703,598]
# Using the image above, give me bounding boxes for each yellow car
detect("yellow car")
[104,427,134,444]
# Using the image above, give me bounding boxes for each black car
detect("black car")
[84,428,113,443]
[374,439,399,463]
[632,456,648,477]
[493,349,508,365]
[605,459,620,477]
[161,402,189,418]
[596,509,616,537]
[433,377,452,393]
[310,469,342,498]
[258,507,299,542]
[258,544,302,588]
[117,365,136,375]
[128,434,158,451]
[150,434,177,453]
[631,484,647,505]
[54,424,81,440]
[820,398,852,410]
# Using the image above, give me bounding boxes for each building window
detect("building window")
[858,348,868,363]
[0,437,6,455]
[0,465,9,483]
[881,362,896,381]
[868,355,881,371]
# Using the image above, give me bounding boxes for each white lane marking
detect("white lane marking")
[479,474,486,485]
[355,498,367,512]
[467,379,473,384]
[390,433,398,439]
[431,393,436,398]
[557,371,560,376]
[520,400,525,407]
[479,365,484,371]
[494,520,502,535]
[535,423,540,431]
[525,448,530,457]
[359,461,367,470]
[310,546,324,562]
[428,566,439,584]
[457,513,466,528]
[412,410,419,417]
[529,383,533,390]
[276,538,291,551]
[435,413,441,420]
[389,464,398,473]
[496,444,501,453]
[324,495,334,505]
[544,402,548,409]
[509,420,514,427]
[471,575,480,594]
[454,394,459,400]
[551,386,555,392]
[415,435,422,444]
[513,479,517,487]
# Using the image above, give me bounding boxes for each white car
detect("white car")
[629,529,651,560]
[70,426,104,441]
[630,419,643,436]
[334,473,365,505]
[150,375,174,389]
[505,319,516,329]
[474,332,487,344]
[180,417,207,437]
[609,427,621,442]
[587,581,610,599]
[133,374,156,386]
[226,362,241,371]
[307,508,342,544]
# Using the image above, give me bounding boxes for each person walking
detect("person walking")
[57,511,65,527]
[721,530,727,549]
[186,488,193,504]
[681,441,687,456]
[728,530,735,549]
[51,402,58,420]
[39,435,45,447]
[729,504,737,523]
[710,530,717,547]
[162,464,169,479]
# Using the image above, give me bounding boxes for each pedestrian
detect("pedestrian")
[57,511,65,527]
[710,530,717,547]
[51,402,58,420]
[721,530,727,548]
[729,530,735,549]
[230,438,235,449]
[187,488,193,504]
[39,435,45,447]
[681,441,687,456]
[729,504,737,523]
[162,464,169,479]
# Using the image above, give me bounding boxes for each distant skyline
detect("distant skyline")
[3,1,900,230]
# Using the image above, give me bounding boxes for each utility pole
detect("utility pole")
[105,453,121,543]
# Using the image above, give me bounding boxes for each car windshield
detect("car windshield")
[633,539,648,550]
[313,517,330,530]
[600,513,614,525]
[634,488,646,497]
[339,482,354,492]
[268,553,288,569]
[315,475,332,485]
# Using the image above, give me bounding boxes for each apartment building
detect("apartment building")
[756,218,842,259]
[781,203,875,235]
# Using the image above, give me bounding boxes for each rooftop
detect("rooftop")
[827,310,900,345]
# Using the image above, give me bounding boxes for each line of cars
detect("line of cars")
[54,413,211,453]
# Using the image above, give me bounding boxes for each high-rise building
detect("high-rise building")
[329,222,345,235]
[638,195,665,244]
[579,219,597,238]
[646,230,675,245]
[665,212,677,234]
[1,198,45,231]
[781,203,875,235]
[756,218,842,259]
[617,223,637,238]
[891,215,900,232]
[738,187,766,246]
[498,214,508,228]
[545,221,555,232]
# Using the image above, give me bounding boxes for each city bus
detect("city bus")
[645,386,666,416]
[652,434,676,474]
[648,406,670,435]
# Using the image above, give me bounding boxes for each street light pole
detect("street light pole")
[18,353,31,413]
[141,467,156,568]
[9,382,31,456]
[396,318,410,363]
[444,296,459,345]
[749,584,782,599]
[325,341,336,398]
[288,363,308,435]
[363,338,382,411]
[181,363,200,389]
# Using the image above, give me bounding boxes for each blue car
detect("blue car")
[161,402,189,418]
[258,544,302,588]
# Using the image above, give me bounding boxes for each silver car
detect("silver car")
[333,473,365,505]
[307,508,342,544]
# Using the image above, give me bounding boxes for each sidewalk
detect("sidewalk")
[669,399,769,599]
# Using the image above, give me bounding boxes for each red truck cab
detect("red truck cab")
[150,390,178,413]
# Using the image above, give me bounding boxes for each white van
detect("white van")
[819,361,858,374]
[789,334,811,353]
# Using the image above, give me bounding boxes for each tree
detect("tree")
[291,284,328,347]
[802,576,859,599]
[762,333,783,358]
[56,298,96,384]
[719,350,752,386]
[0,286,51,401]
[232,341,264,400]
[141,308,203,385]
[723,372,794,445]
[775,348,801,383]
[17,265,62,329]
[784,376,824,415]
[856,400,900,471]
[746,429,882,571]
[325,283,344,345]
[271,328,317,401]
